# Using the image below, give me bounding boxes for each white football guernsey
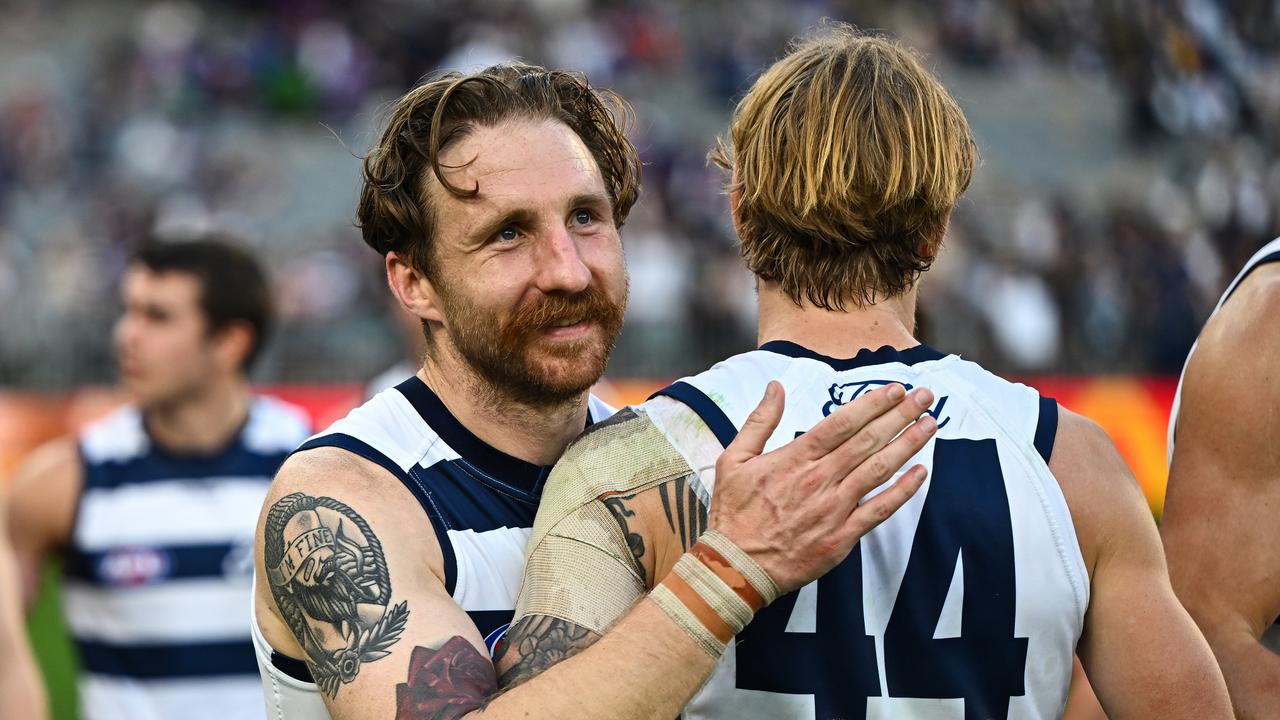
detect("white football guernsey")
[647,341,1088,720]
[68,396,311,720]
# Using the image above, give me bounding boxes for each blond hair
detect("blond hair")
[712,25,976,309]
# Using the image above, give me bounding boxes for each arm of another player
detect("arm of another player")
[4,438,81,612]
[0,488,49,719]
[1053,409,1232,719]
[1160,269,1280,719]
[497,382,938,706]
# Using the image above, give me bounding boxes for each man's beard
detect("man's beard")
[438,282,626,408]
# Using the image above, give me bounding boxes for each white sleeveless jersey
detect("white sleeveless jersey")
[67,396,311,720]
[1169,236,1280,463]
[648,342,1088,720]
[252,376,614,719]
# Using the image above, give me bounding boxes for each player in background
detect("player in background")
[1161,237,1280,719]
[500,26,1232,720]
[0,496,45,719]
[252,62,937,720]
[5,239,312,720]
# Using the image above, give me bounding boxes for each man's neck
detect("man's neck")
[756,282,920,357]
[144,375,253,455]
[420,351,589,468]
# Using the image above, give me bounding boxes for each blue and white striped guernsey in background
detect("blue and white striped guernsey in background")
[252,376,614,717]
[66,396,310,720]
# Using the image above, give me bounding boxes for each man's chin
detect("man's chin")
[517,344,610,401]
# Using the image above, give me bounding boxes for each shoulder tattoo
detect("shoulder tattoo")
[263,492,408,697]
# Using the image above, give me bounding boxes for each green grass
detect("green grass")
[26,563,78,720]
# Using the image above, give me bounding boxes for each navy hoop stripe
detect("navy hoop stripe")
[1034,396,1059,464]
[270,651,314,683]
[64,542,244,584]
[77,639,258,679]
[651,382,738,449]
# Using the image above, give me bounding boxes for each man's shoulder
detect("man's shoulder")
[303,385,439,478]
[551,408,692,494]
[537,409,694,536]
[1202,261,1280,363]
[1173,262,1280,483]
[1049,408,1151,578]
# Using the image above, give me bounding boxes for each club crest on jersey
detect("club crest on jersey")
[484,622,511,657]
[824,380,951,429]
[97,546,172,586]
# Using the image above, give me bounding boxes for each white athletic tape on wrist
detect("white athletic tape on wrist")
[698,529,781,606]
[653,532,777,657]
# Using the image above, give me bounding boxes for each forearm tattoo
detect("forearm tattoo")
[396,637,498,720]
[494,615,595,689]
[658,475,707,553]
[602,495,646,574]
[263,492,408,697]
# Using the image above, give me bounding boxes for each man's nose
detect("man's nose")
[534,225,592,295]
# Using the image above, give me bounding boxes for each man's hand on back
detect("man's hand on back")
[710,380,934,593]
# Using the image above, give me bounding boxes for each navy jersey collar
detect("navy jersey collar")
[395,376,583,496]
[758,340,948,370]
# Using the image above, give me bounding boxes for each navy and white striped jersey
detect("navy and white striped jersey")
[1169,236,1280,462]
[648,342,1086,720]
[65,396,310,720]
[251,376,613,717]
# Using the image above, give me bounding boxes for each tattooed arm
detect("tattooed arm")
[257,382,934,719]
[256,445,725,720]
[498,476,707,689]
[255,447,502,720]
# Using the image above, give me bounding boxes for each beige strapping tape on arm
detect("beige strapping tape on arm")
[513,411,697,632]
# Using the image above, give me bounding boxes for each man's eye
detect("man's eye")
[496,227,519,242]
[572,209,593,225]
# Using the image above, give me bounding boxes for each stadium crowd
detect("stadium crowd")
[0,0,1277,386]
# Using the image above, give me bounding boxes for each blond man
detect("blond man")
[500,26,1233,719]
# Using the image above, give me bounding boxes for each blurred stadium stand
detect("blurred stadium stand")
[0,0,1276,389]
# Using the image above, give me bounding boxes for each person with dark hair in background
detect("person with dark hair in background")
[251,61,937,720]
[501,26,1233,720]
[5,238,312,720]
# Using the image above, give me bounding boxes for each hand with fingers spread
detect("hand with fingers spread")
[709,380,937,594]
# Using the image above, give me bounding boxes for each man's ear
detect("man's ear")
[387,252,443,325]
[210,321,255,375]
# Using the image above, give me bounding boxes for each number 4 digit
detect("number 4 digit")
[884,438,1029,719]
[735,438,1028,719]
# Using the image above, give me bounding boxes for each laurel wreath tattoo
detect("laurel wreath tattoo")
[263,492,409,697]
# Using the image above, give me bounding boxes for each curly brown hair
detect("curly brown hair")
[357,63,641,278]
[712,25,977,310]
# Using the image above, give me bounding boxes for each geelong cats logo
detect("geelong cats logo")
[824,379,951,429]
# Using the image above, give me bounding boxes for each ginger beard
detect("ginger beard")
[435,278,627,408]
